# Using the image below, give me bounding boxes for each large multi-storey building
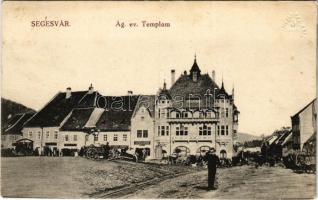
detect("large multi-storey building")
[16,57,239,159]
[152,57,239,159]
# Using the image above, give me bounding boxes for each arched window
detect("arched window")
[196,146,211,155]
[174,146,190,156]
[220,150,227,159]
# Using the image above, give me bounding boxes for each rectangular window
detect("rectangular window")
[46,131,50,139]
[184,127,188,136]
[137,130,142,138]
[207,127,211,135]
[123,134,127,141]
[177,125,187,136]
[217,126,220,135]
[38,133,41,139]
[158,126,160,136]
[54,133,58,139]
[166,126,169,136]
[65,135,69,141]
[114,134,118,141]
[199,127,203,136]
[226,125,229,135]
[221,126,225,135]
[203,126,207,135]
[226,108,229,118]
[94,135,98,141]
[176,113,180,118]
[103,134,107,141]
[73,135,77,141]
[29,131,33,138]
[143,130,148,138]
[183,112,188,118]
[161,126,165,136]
[176,127,180,136]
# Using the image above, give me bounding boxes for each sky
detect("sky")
[2,1,316,136]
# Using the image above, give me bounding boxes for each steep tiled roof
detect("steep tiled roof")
[3,112,35,135]
[24,91,97,127]
[217,82,231,99]
[169,73,219,108]
[134,95,156,118]
[77,91,101,108]
[96,95,140,131]
[60,108,95,131]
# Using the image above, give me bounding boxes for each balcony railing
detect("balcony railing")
[167,118,219,123]
[172,135,214,142]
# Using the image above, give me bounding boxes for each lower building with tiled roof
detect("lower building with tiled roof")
[21,85,103,155]
[1,112,35,148]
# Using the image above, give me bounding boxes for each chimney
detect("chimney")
[212,70,215,81]
[88,83,94,94]
[171,69,175,87]
[128,91,133,95]
[66,87,72,99]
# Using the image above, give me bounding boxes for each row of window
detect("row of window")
[137,130,148,138]
[65,135,77,142]
[1,135,20,140]
[28,131,58,140]
[217,125,229,136]
[158,126,170,136]
[175,125,212,136]
[159,99,230,104]
[176,126,188,136]
[158,109,218,119]
[93,134,127,142]
[175,112,215,119]
[199,125,212,136]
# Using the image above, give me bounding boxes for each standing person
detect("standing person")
[142,148,147,161]
[206,148,220,190]
[105,142,110,159]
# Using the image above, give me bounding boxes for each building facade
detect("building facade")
[1,112,34,149]
[153,58,239,159]
[291,98,317,151]
[15,57,239,159]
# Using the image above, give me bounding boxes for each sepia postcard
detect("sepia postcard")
[1,1,317,199]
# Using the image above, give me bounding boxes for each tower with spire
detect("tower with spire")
[190,54,201,82]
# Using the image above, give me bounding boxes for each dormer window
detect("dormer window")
[193,71,198,82]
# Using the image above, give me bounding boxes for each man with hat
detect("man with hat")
[206,148,220,190]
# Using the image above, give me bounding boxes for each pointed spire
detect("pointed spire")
[163,79,167,90]
[221,74,224,89]
[232,82,235,99]
[190,54,201,79]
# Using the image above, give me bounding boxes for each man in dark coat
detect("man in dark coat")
[206,148,220,190]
